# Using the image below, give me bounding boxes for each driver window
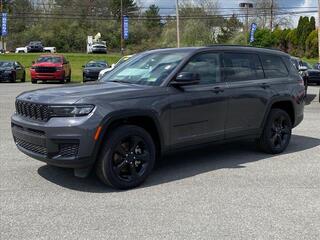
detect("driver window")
[181,53,221,85]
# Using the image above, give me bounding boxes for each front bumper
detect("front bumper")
[31,70,64,81]
[83,72,99,81]
[11,112,100,168]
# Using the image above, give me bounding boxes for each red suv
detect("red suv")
[30,55,71,84]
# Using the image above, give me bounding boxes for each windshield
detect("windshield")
[86,62,107,68]
[36,56,62,63]
[101,51,188,86]
[0,62,13,68]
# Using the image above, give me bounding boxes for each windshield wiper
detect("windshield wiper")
[109,80,132,84]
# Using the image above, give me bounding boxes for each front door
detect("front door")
[168,52,228,147]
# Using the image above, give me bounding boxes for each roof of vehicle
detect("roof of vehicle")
[38,54,64,58]
[146,45,290,57]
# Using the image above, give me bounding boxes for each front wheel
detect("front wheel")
[31,79,37,84]
[258,108,292,154]
[96,125,156,189]
[21,72,26,82]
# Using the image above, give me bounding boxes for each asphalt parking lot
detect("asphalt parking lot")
[1,83,320,240]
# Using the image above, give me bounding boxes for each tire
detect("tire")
[60,74,65,84]
[66,71,71,83]
[21,72,26,82]
[31,79,37,84]
[258,108,292,154]
[10,73,16,83]
[96,125,156,190]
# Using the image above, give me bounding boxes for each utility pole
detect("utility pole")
[239,3,253,45]
[120,0,124,55]
[318,0,320,63]
[0,0,3,51]
[270,0,274,30]
[175,0,180,48]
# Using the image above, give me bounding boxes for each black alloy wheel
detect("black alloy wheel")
[258,108,292,154]
[96,125,156,189]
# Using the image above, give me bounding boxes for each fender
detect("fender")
[90,109,165,163]
[260,96,296,131]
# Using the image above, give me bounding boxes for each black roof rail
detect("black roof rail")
[206,44,284,52]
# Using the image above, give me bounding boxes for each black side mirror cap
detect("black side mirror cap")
[171,72,200,86]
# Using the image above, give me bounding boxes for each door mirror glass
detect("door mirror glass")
[171,72,200,86]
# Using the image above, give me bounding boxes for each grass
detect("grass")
[0,53,122,82]
[302,58,318,65]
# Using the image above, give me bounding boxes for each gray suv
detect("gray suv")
[11,46,305,189]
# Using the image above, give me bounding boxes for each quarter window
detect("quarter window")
[223,53,264,82]
[261,55,288,78]
[181,53,221,85]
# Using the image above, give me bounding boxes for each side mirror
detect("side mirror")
[171,72,200,86]
[299,66,308,71]
[82,65,85,68]
[32,61,35,64]
[111,63,115,68]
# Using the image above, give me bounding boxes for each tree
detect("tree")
[108,0,138,18]
[143,4,161,30]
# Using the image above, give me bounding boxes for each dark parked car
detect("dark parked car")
[11,46,305,189]
[301,61,320,85]
[27,41,44,53]
[291,57,308,92]
[83,61,108,82]
[0,61,25,82]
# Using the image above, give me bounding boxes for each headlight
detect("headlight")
[56,67,63,71]
[49,105,95,117]
[5,70,12,74]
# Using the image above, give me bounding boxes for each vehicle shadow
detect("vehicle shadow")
[37,134,320,193]
[305,94,317,105]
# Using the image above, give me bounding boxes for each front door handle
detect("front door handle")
[261,83,270,89]
[212,87,224,94]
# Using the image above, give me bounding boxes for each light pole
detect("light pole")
[239,2,253,45]
[0,0,3,51]
[318,0,320,63]
[175,0,180,48]
[120,0,124,55]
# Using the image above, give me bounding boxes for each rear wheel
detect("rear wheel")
[31,79,37,84]
[60,74,65,84]
[96,125,156,189]
[258,108,292,154]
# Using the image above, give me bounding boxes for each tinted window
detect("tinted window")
[223,53,264,82]
[261,55,288,78]
[181,53,221,85]
[37,56,62,63]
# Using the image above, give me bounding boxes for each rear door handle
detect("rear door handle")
[261,83,270,89]
[212,87,224,94]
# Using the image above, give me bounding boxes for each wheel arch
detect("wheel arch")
[262,98,295,129]
[93,110,164,163]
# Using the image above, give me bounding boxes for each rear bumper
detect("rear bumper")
[11,112,100,168]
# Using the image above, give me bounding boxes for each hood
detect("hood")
[33,62,62,67]
[17,81,153,104]
[84,67,105,72]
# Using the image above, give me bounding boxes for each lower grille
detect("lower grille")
[35,67,56,73]
[15,137,47,156]
[58,143,79,158]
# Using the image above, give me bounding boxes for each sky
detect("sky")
[139,0,318,27]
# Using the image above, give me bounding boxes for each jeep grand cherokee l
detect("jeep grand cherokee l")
[11,46,305,189]
[30,55,71,84]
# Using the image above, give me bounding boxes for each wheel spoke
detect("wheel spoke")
[129,164,139,179]
[114,160,127,174]
[137,152,150,163]
[115,145,126,157]
[130,136,141,152]
[281,128,291,135]
[276,135,282,147]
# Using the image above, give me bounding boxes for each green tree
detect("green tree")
[143,4,161,30]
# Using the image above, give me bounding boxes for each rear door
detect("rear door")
[169,52,228,147]
[223,52,272,138]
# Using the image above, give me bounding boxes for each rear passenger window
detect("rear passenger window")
[223,53,264,82]
[260,55,288,78]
